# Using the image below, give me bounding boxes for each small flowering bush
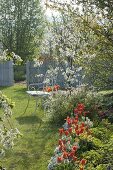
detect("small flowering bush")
[0,93,15,109]
[0,49,22,64]
[0,91,21,169]
[48,103,93,170]
[45,87,104,125]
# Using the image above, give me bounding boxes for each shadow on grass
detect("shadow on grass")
[16,115,43,125]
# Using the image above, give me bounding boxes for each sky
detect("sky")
[42,0,60,18]
[42,0,83,19]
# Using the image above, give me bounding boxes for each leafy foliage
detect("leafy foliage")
[82,122,113,169]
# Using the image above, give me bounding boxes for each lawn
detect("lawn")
[0,84,59,170]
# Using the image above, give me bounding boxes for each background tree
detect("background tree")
[45,0,113,90]
[0,0,45,62]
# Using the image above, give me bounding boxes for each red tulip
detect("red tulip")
[59,128,64,135]
[46,87,52,92]
[81,122,85,127]
[69,151,75,157]
[59,145,62,151]
[79,128,84,134]
[75,124,79,131]
[75,115,79,121]
[76,130,80,136]
[78,111,82,115]
[63,151,68,158]
[54,84,60,91]
[62,139,66,144]
[74,119,78,124]
[64,130,69,136]
[74,108,79,114]
[68,127,72,133]
[58,139,63,145]
[80,159,87,165]
[62,145,66,151]
[77,103,85,111]
[65,116,72,125]
[57,156,63,163]
[73,156,77,161]
[72,145,78,152]
[59,144,66,151]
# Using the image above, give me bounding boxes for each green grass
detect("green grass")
[0,84,58,170]
[99,89,113,95]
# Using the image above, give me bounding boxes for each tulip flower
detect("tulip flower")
[73,156,77,161]
[68,151,75,158]
[74,108,79,114]
[58,139,63,145]
[80,159,87,166]
[54,84,60,91]
[75,124,79,131]
[46,87,52,92]
[72,145,78,152]
[64,130,69,136]
[59,128,64,136]
[77,103,85,111]
[63,151,68,158]
[57,156,63,163]
[68,127,72,133]
[65,116,72,125]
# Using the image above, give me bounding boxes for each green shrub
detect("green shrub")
[83,149,103,165]
[82,123,113,170]
[14,65,26,82]
[96,164,108,170]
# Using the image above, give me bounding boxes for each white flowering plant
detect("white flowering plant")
[0,91,21,169]
[0,49,23,65]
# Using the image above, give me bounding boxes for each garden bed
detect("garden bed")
[0,84,113,170]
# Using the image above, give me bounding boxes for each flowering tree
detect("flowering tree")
[41,9,86,89]
[45,0,113,89]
